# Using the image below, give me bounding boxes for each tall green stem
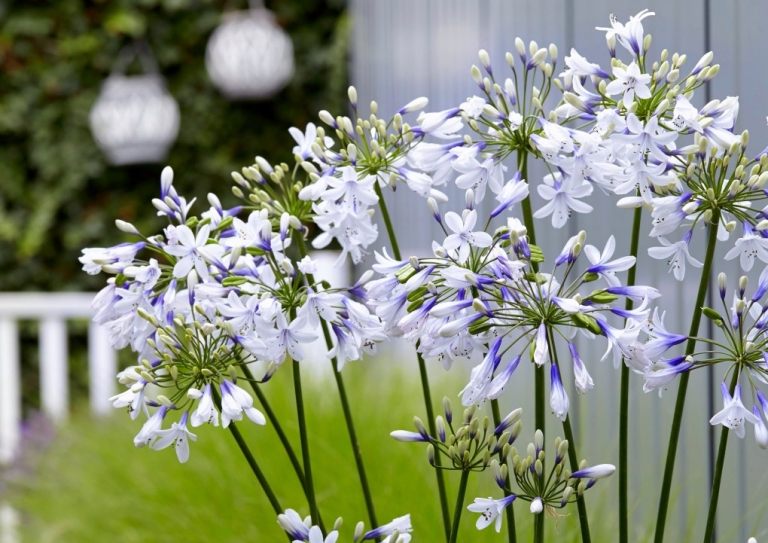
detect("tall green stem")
[326,325,379,529]
[533,512,544,543]
[562,415,592,543]
[517,152,545,442]
[547,329,591,543]
[374,182,452,540]
[491,399,518,543]
[653,212,721,543]
[212,388,290,541]
[293,360,324,531]
[241,364,305,486]
[702,370,739,543]
[517,152,536,248]
[294,235,379,530]
[449,470,470,543]
[620,205,643,543]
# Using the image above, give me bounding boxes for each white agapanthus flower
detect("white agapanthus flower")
[534,172,593,228]
[467,495,516,532]
[605,62,652,108]
[442,209,493,263]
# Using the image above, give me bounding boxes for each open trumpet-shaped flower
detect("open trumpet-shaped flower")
[710,383,759,438]
[467,495,517,532]
[443,209,493,264]
[605,62,652,108]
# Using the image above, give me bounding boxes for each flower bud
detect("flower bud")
[443,397,453,424]
[531,48,547,67]
[643,34,652,51]
[616,196,644,209]
[515,37,525,56]
[318,110,335,127]
[549,43,558,60]
[347,85,358,106]
[740,275,749,294]
[354,521,365,541]
[400,96,429,114]
[571,463,616,479]
[478,49,491,70]
[470,65,483,85]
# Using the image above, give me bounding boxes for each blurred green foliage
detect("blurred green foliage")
[0,0,348,291]
[9,368,609,542]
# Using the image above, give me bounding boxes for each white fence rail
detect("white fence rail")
[0,292,116,465]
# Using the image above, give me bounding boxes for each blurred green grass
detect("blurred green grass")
[8,362,612,542]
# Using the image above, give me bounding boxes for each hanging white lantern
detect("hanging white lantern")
[205,5,295,100]
[89,44,180,166]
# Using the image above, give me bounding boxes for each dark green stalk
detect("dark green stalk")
[702,370,740,542]
[241,364,305,486]
[294,235,379,529]
[620,205,643,543]
[653,212,721,543]
[516,151,545,441]
[374,182,452,540]
[211,388,290,540]
[491,399,518,543]
[518,155,537,248]
[547,328,591,543]
[533,512,544,543]
[619,361,631,543]
[449,470,470,543]
[417,349,451,541]
[562,415,592,543]
[326,323,379,529]
[292,360,324,531]
[373,184,402,259]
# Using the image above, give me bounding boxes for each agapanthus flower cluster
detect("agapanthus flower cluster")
[367,192,677,419]
[282,36,560,266]
[680,270,768,447]
[81,167,385,461]
[377,38,558,215]
[468,429,614,533]
[285,89,453,265]
[278,509,413,543]
[527,10,768,280]
[391,400,522,473]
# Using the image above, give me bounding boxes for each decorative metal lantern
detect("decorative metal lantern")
[205,4,295,100]
[89,43,180,166]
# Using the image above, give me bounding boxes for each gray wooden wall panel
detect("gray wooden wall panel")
[351,1,765,539]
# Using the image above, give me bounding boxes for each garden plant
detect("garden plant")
[81,10,767,543]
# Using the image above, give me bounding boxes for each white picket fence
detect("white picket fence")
[0,292,116,465]
[0,292,115,543]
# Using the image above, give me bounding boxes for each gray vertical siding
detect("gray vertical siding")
[351,1,768,540]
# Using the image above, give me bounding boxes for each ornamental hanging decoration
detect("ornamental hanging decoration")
[205,1,295,100]
[89,41,180,166]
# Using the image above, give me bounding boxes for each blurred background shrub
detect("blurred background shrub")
[0,0,347,292]
[0,0,348,413]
